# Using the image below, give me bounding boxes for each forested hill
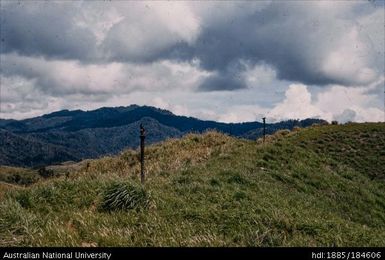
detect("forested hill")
[0,105,325,167]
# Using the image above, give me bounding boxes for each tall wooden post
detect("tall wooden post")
[262,117,266,143]
[140,124,146,184]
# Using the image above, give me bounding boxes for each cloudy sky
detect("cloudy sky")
[0,0,384,123]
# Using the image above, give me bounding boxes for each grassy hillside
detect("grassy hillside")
[0,105,324,168]
[0,123,384,246]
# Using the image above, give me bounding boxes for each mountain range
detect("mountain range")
[0,105,325,167]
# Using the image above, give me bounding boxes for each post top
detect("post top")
[140,123,145,136]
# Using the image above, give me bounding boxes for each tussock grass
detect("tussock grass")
[100,182,150,212]
[0,125,384,246]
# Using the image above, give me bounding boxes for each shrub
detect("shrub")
[38,167,54,178]
[0,171,40,186]
[275,129,291,136]
[100,182,149,212]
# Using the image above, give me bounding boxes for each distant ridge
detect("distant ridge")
[0,105,326,167]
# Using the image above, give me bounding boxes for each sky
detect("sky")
[0,0,384,123]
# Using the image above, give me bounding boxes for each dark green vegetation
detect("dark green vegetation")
[0,105,324,167]
[0,123,384,246]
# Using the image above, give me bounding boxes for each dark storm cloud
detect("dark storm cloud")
[191,1,377,90]
[0,1,97,61]
[198,73,246,91]
[195,59,248,91]
[158,1,381,91]
[0,1,382,92]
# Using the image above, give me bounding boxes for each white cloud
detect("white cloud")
[315,81,384,122]
[320,27,377,86]
[101,1,200,61]
[217,105,268,123]
[74,3,124,45]
[268,84,329,121]
[242,63,277,88]
[1,53,209,96]
[267,81,384,123]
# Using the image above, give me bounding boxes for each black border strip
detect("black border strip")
[0,247,384,260]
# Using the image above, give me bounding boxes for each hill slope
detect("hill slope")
[0,105,324,167]
[0,123,384,246]
[0,129,78,167]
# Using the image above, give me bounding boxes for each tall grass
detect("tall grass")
[0,124,384,246]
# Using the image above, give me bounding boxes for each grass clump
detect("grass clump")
[100,182,150,212]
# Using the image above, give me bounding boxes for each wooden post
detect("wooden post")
[140,124,146,184]
[262,117,266,143]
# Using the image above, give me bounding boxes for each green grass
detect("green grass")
[0,123,384,246]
